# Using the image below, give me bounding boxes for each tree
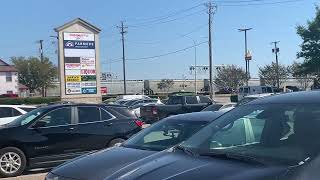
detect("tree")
[157,79,174,93]
[214,65,247,92]
[297,6,320,85]
[289,61,313,89]
[11,56,57,95]
[259,62,290,87]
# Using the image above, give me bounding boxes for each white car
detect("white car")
[0,105,37,125]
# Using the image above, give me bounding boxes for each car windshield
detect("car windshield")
[180,103,320,166]
[7,108,47,127]
[122,119,209,151]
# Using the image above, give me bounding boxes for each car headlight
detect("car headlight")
[46,172,75,180]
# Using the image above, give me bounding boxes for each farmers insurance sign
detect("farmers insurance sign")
[63,32,97,95]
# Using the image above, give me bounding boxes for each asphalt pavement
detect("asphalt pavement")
[2,169,49,180]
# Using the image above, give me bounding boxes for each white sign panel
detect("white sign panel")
[64,32,94,41]
[81,81,97,88]
[64,49,96,57]
[65,69,81,75]
[66,82,81,94]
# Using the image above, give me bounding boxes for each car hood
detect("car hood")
[101,151,287,180]
[51,146,156,180]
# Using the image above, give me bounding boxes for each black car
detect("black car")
[50,91,320,180]
[0,104,142,178]
[46,111,225,180]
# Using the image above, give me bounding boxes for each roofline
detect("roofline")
[0,59,9,66]
[54,18,101,33]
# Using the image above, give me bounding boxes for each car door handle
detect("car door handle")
[105,123,113,126]
[66,127,75,131]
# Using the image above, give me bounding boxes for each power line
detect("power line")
[128,9,206,28]
[126,3,203,24]
[102,41,207,64]
[218,0,304,6]
[126,23,207,45]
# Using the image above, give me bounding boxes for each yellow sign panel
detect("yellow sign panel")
[66,75,81,82]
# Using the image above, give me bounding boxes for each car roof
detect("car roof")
[0,105,37,108]
[247,91,320,105]
[165,111,225,122]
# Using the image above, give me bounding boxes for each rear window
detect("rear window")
[20,107,36,112]
[167,96,183,105]
[108,107,136,118]
[199,96,212,104]
[186,96,198,104]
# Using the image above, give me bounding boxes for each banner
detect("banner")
[64,40,95,49]
[64,32,94,41]
[81,75,96,81]
[81,81,97,87]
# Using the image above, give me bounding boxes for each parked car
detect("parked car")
[124,98,160,108]
[0,105,36,126]
[201,103,223,112]
[0,104,142,177]
[238,85,274,101]
[57,91,320,180]
[0,94,19,98]
[140,95,213,123]
[46,111,225,180]
[131,102,163,118]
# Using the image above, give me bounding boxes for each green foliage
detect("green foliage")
[214,65,247,91]
[157,79,174,92]
[11,56,58,93]
[297,6,320,77]
[0,97,60,105]
[259,62,290,87]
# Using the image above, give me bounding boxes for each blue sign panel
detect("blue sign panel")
[64,40,95,49]
[82,87,97,94]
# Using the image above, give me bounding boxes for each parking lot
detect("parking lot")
[3,170,47,180]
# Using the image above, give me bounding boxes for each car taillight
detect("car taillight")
[134,120,144,127]
[152,107,157,115]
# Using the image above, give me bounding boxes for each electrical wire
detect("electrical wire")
[127,23,207,45]
[218,0,304,6]
[128,9,206,28]
[103,41,207,64]
[126,3,204,24]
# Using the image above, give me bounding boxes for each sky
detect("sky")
[0,0,317,80]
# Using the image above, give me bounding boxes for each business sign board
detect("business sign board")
[63,32,97,95]
[82,87,97,94]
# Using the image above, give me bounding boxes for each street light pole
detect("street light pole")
[238,28,252,86]
[271,41,280,89]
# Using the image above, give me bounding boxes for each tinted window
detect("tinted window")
[266,87,273,93]
[0,107,13,118]
[101,109,113,120]
[20,107,36,112]
[78,107,100,123]
[186,96,198,104]
[12,108,21,116]
[37,107,71,127]
[123,120,208,151]
[200,96,212,104]
[108,107,136,118]
[167,96,183,105]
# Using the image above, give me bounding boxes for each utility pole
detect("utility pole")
[117,21,128,94]
[38,40,45,97]
[272,41,280,89]
[39,40,44,62]
[205,1,217,99]
[238,28,252,86]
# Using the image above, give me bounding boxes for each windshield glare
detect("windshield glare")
[8,108,46,127]
[181,104,320,166]
[123,119,208,151]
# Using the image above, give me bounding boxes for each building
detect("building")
[0,59,19,95]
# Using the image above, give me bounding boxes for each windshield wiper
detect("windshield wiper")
[175,145,197,156]
[200,151,266,165]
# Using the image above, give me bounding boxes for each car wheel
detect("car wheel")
[0,147,26,178]
[108,138,126,147]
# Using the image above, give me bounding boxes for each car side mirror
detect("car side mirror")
[33,121,47,128]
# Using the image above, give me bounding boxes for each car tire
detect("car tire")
[108,138,126,147]
[0,147,26,178]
